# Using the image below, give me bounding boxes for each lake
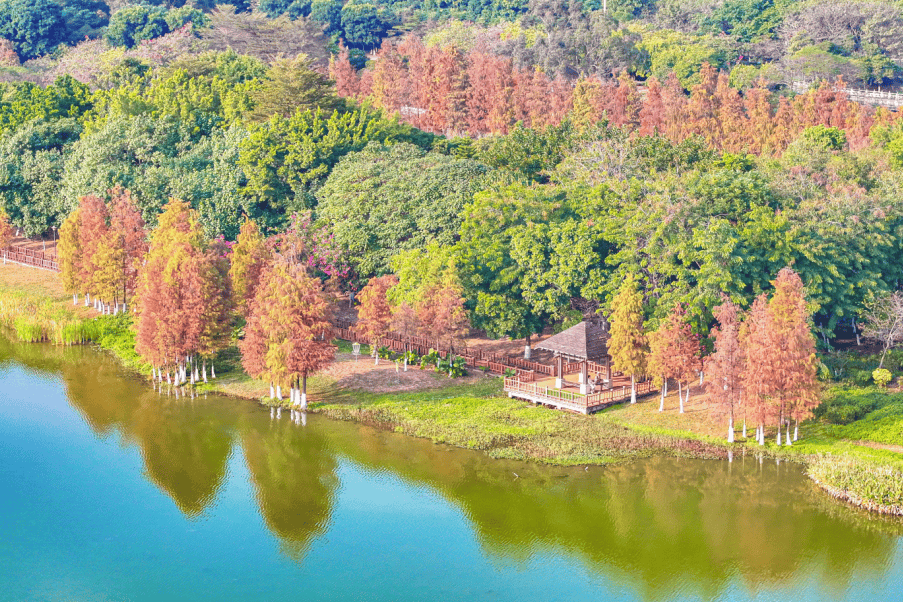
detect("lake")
[0,335,901,602]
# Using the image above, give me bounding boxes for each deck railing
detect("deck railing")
[504,377,657,411]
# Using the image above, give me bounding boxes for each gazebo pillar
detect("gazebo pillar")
[555,355,563,389]
[579,360,589,395]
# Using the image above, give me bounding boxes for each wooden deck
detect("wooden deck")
[504,375,656,414]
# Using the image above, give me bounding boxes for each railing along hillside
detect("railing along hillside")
[2,246,59,271]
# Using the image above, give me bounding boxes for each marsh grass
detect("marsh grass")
[808,455,903,514]
[0,289,100,345]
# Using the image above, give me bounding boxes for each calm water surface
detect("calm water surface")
[0,336,901,602]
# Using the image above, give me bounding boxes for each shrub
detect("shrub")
[873,368,892,388]
[376,345,393,359]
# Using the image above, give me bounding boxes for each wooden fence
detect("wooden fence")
[2,246,59,271]
[332,319,557,378]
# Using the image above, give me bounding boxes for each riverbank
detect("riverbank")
[2,262,902,516]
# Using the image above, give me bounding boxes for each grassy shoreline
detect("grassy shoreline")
[2,263,902,516]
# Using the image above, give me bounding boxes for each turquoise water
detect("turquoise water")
[0,337,901,602]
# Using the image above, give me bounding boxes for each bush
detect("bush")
[420,349,440,369]
[873,368,892,388]
[436,355,467,378]
[376,345,393,359]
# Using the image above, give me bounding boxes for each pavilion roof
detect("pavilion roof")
[535,321,609,361]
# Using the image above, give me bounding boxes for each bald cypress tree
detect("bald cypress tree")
[58,207,83,304]
[357,274,397,364]
[609,274,647,404]
[706,297,745,442]
[229,217,270,318]
[241,260,334,407]
[766,268,819,444]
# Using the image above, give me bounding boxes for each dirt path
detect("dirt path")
[321,352,491,393]
[849,440,903,454]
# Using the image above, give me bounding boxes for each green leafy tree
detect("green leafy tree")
[249,55,343,122]
[340,1,391,49]
[0,0,66,60]
[315,142,488,279]
[105,5,169,49]
[238,107,434,224]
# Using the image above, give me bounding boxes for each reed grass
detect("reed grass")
[0,289,100,345]
[808,455,903,515]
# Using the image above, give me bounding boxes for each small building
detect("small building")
[504,320,654,414]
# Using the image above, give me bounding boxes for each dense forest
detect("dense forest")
[1,0,903,347]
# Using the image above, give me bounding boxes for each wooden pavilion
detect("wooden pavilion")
[535,320,613,394]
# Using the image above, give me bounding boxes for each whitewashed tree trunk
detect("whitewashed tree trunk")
[776,422,782,445]
[785,424,792,446]
[193,366,199,382]
[742,421,747,439]
[728,416,734,443]
[300,375,308,409]
[794,421,799,441]
[699,371,704,386]
[678,382,684,413]
[73,293,78,305]
[630,375,637,404]
[269,383,275,399]
[85,293,90,307]
[202,361,208,383]
[211,364,216,378]
[659,378,665,412]
[276,385,282,400]
[758,425,764,446]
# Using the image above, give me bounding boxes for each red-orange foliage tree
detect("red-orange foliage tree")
[766,268,819,444]
[705,296,745,442]
[108,187,147,308]
[0,209,13,249]
[664,304,703,413]
[229,217,271,318]
[240,260,334,407]
[135,199,231,386]
[357,274,398,364]
[78,194,110,309]
[416,280,469,354]
[741,295,772,445]
[648,317,678,412]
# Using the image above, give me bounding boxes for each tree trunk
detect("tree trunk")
[794,421,799,442]
[853,317,861,346]
[73,293,77,305]
[301,375,308,409]
[269,383,275,399]
[776,422,782,446]
[630,375,637,404]
[211,364,216,378]
[699,371,704,386]
[203,360,208,383]
[678,381,684,413]
[276,385,282,400]
[659,378,665,412]
[785,422,792,446]
[524,333,532,360]
[727,416,734,443]
[742,420,747,439]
